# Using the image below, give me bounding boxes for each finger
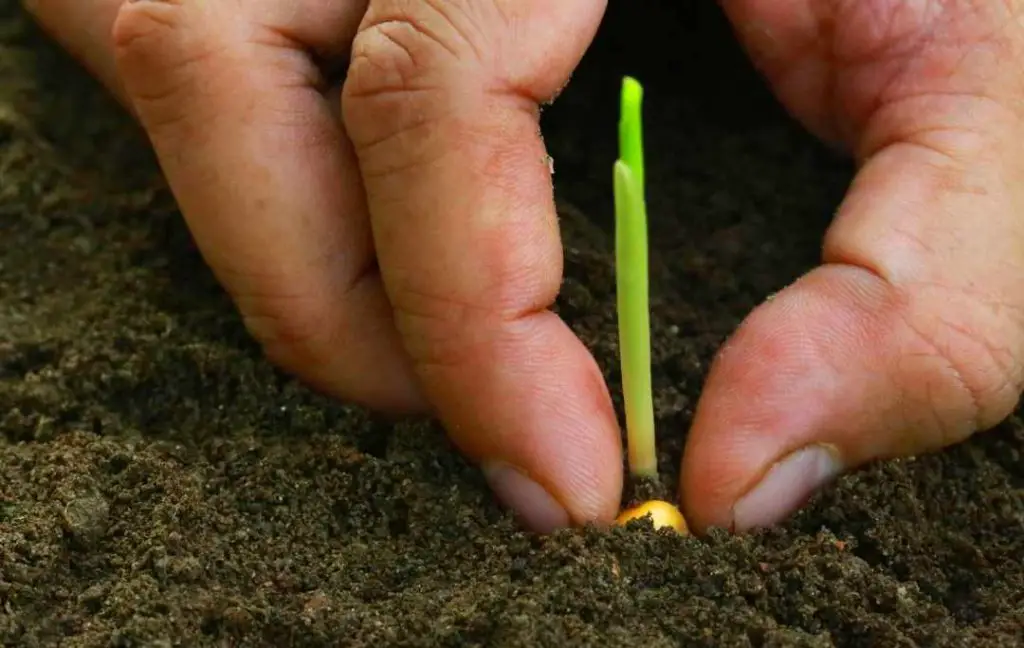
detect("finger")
[343,0,619,532]
[23,0,128,102]
[111,0,425,412]
[680,92,1024,533]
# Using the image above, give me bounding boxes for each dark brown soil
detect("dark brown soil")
[3,2,1024,646]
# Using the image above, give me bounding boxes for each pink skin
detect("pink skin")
[24,0,1024,534]
[686,0,1024,531]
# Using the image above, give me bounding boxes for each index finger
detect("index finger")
[109,0,425,412]
[343,0,621,531]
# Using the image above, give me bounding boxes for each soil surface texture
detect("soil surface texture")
[3,2,1024,646]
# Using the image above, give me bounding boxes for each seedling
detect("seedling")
[611,76,688,534]
[613,76,656,479]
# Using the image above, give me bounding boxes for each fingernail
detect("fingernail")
[482,462,570,533]
[732,443,842,532]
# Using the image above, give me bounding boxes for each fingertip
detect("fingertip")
[482,462,571,533]
[440,313,623,531]
[678,266,883,533]
[679,260,1010,534]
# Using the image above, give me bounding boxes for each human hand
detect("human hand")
[681,1,1024,532]
[33,0,1023,538]
[26,0,624,532]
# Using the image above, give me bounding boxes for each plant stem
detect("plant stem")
[614,76,657,479]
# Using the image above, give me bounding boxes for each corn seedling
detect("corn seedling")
[613,75,656,479]
[612,76,688,534]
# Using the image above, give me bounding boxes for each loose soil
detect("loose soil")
[3,2,1024,646]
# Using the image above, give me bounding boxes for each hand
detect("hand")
[681,1,1024,532]
[30,0,1024,537]
[26,0,623,531]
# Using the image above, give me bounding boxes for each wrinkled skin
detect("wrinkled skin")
[24,0,1024,534]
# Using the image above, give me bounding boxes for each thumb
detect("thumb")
[343,1,620,531]
[680,97,1024,533]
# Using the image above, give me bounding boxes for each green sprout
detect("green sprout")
[613,76,657,479]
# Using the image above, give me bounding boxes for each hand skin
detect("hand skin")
[24,0,1024,534]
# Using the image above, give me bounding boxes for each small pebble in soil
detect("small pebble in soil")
[616,499,689,534]
[60,494,110,547]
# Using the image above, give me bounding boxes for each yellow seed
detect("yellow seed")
[616,500,689,534]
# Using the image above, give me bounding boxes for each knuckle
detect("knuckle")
[389,284,490,371]
[388,256,558,375]
[347,21,440,97]
[111,0,222,131]
[347,2,476,96]
[899,287,1024,443]
[112,0,186,74]
[342,101,449,182]
[342,7,479,170]
[236,291,336,375]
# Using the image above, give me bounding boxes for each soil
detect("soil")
[3,1,1024,646]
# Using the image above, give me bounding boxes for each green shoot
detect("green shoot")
[613,76,657,479]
